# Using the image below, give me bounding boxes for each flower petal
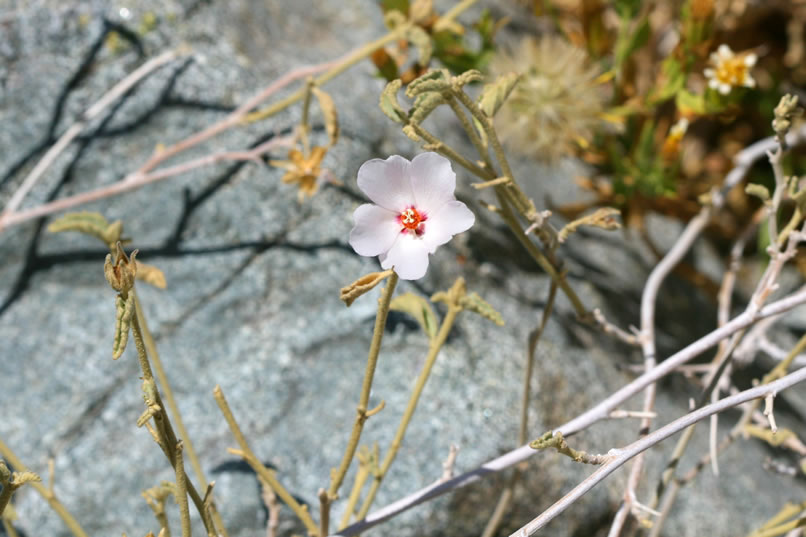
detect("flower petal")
[410,152,457,214]
[421,200,475,253]
[380,234,431,280]
[744,53,757,67]
[357,155,414,211]
[349,204,401,257]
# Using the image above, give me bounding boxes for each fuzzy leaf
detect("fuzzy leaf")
[478,73,519,117]
[410,91,445,124]
[312,87,339,147]
[406,69,450,97]
[558,208,622,243]
[453,69,484,87]
[47,212,123,246]
[390,292,439,340]
[135,261,167,289]
[11,472,41,486]
[379,79,407,123]
[406,25,433,66]
[458,292,504,326]
[113,293,135,360]
[402,124,420,141]
[340,271,392,307]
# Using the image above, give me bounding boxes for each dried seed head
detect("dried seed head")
[491,36,611,162]
[104,242,138,294]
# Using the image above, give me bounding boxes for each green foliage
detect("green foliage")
[379,79,406,123]
[432,9,499,74]
[614,16,650,70]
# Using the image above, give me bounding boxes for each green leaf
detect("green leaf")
[380,0,409,15]
[478,73,520,117]
[432,9,500,74]
[614,0,641,17]
[372,47,400,82]
[615,17,650,68]
[390,292,439,340]
[675,89,707,115]
[651,57,686,103]
[379,79,407,123]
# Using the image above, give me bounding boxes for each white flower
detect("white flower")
[704,44,757,95]
[349,153,475,280]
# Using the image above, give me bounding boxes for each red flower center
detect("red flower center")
[398,206,427,236]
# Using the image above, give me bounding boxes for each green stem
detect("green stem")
[337,447,374,529]
[0,440,89,537]
[2,517,19,537]
[451,90,531,217]
[213,385,319,536]
[354,300,461,521]
[318,489,330,537]
[445,97,492,170]
[175,443,192,537]
[327,273,399,501]
[133,292,229,537]
[496,193,588,318]
[130,305,216,537]
[411,124,494,180]
[134,293,206,484]
[0,481,14,518]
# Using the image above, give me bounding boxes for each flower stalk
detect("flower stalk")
[324,273,399,521]
[352,277,465,523]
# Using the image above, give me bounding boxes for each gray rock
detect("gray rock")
[2,2,805,537]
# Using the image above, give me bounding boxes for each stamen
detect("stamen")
[398,206,427,235]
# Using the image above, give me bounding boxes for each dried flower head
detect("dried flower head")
[704,44,757,95]
[490,36,609,161]
[274,147,327,201]
[349,153,474,280]
[104,242,138,294]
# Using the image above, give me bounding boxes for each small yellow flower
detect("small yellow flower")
[703,44,757,95]
[273,146,327,201]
